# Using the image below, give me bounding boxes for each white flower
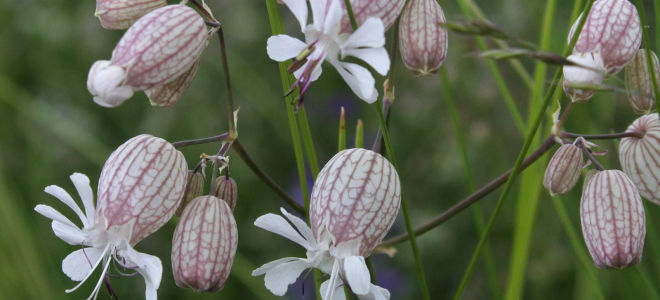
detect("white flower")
[252,208,390,299]
[34,173,162,300]
[267,0,390,103]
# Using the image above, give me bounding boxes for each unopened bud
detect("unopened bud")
[172,196,238,292]
[97,134,188,244]
[398,0,448,76]
[87,5,208,107]
[563,52,606,102]
[95,0,166,30]
[625,49,659,114]
[310,148,400,256]
[619,113,660,204]
[213,176,238,212]
[340,0,406,32]
[581,170,645,269]
[543,143,584,196]
[145,61,200,107]
[176,171,205,217]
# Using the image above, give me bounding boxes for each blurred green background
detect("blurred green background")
[2,0,660,299]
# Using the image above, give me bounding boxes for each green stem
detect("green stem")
[342,0,358,30]
[355,119,364,148]
[440,67,500,299]
[298,107,320,177]
[633,0,660,116]
[452,1,596,298]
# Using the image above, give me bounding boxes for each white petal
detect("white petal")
[323,0,343,33]
[70,173,95,226]
[264,259,309,296]
[310,0,328,31]
[44,185,89,227]
[282,0,308,31]
[357,284,391,300]
[87,60,134,108]
[34,204,78,229]
[252,257,302,276]
[62,248,105,281]
[343,18,386,49]
[344,256,370,295]
[267,35,308,62]
[280,208,316,248]
[331,61,378,103]
[343,47,390,75]
[52,221,86,245]
[323,259,341,300]
[119,242,163,300]
[65,245,111,294]
[321,279,346,300]
[254,213,312,250]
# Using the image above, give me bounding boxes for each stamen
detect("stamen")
[323,260,341,300]
[87,254,114,300]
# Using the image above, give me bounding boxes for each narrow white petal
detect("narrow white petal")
[35,204,79,229]
[264,259,309,296]
[343,48,390,75]
[44,185,88,227]
[65,245,110,294]
[357,284,391,300]
[323,0,342,33]
[324,259,341,300]
[344,256,370,295]
[52,221,86,245]
[62,248,105,281]
[252,257,302,276]
[267,35,308,62]
[321,279,346,300]
[255,213,312,249]
[280,208,316,248]
[119,242,163,300]
[343,18,386,49]
[70,173,95,226]
[331,61,378,103]
[282,0,308,31]
[310,0,328,31]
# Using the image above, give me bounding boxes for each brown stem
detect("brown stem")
[172,133,230,148]
[378,135,557,247]
[560,131,644,140]
[233,140,306,215]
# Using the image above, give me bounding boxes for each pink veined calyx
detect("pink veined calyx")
[34,134,188,300]
[267,0,390,105]
[338,0,406,33]
[252,148,400,299]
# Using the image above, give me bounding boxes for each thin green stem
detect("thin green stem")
[440,67,500,299]
[338,107,346,151]
[297,108,320,177]
[633,0,660,116]
[172,133,229,148]
[560,131,644,140]
[342,0,358,30]
[452,1,595,298]
[216,28,237,137]
[550,196,605,300]
[355,120,364,148]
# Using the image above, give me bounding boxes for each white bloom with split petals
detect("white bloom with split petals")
[267,0,390,103]
[35,173,162,300]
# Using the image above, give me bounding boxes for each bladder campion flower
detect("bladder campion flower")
[543,141,584,196]
[253,148,399,299]
[398,0,448,76]
[87,4,208,107]
[619,113,660,204]
[34,134,188,300]
[267,0,390,103]
[339,0,406,32]
[95,0,166,30]
[213,176,238,212]
[625,49,660,114]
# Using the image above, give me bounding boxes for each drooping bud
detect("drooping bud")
[87,4,208,107]
[619,113,660,204]
[95,0,166,30]
[340,0,405,32]
[543,143,584,196]
[176,171,205,217]
[172,196,238,292]
[310,148,401,256]
[213,176,238,212]
[580,170,645,269]
[625,49,660,114]
[568,0,641,74]
[97,134,188,245]
[398,0,448,76]
[562,52,606,102]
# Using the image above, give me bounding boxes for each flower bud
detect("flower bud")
[97,134,188,245]
[87,4,208,107]
[310,148,401,256]
[568,0,641,74]
[562,52,606,102]
[145,61,200,107]
[543,143,584,196]
[625,49,659,114]
[340,0,406,32]
[213,176,238,212]
[580,170,645,269]
[172,196,238,292]
[619,113,660,204]
[95,0,166,30]
[176,171,205,217]
[398,0,448,76]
